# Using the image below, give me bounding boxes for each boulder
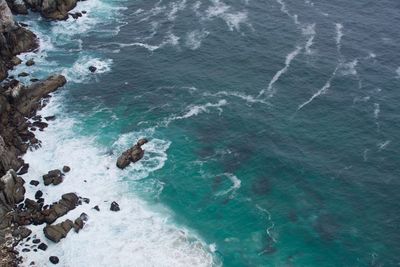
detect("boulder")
[62,165,70,173]
[25,58,35,66]
[110,201,120,212]
[41,0,78,20]
[38,242,47,251]
[49,256,59,264]
[88,66,96,72]
[116,138,148,169]
[0,169,25,217]
[42,169,64,186]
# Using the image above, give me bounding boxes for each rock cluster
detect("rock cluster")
[116,138,148,169]
[44,212,87,242]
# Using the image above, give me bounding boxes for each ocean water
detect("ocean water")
[10,0,400,266]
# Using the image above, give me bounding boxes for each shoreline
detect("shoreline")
[0,0,86,265]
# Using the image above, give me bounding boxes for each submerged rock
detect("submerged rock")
[25,59,35,66]
[116,138,148,169]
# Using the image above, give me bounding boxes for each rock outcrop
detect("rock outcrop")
[116,138,148,169]
[44,213,87,242]
[1,0,38,80]
[0,75,66,178]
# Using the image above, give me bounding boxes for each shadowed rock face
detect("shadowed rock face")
[0,75,66,177]
[0,0,38,80]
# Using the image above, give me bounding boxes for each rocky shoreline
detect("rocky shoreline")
[0,0,94,265]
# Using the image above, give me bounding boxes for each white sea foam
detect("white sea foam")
[396,67,400,78]
[204,91,270,105]
[303,23,316,55]
[215,173,241,198]
[258,46,302,98]
[340,59,358,76]
[373,103,380,119]
[297,66,339,110]
[205,0,248,31]
[168,0,187,21]
[186,29,210,50]
[377,140,391,150]
[162,99,228,127]
[18,94,216,267]
[61,56,113,83]
[335,23,344,54]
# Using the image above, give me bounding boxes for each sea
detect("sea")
[9,0,400,266]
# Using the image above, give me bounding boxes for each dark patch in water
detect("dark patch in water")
[288,210,298,222]
[212,175,224,191]
[252,177,271,195]
[314,214,340,241]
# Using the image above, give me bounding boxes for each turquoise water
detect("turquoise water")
[15,0,400,266]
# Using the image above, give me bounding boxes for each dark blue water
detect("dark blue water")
[15,0,400,266]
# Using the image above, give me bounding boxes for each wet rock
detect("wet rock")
[25,59,35,66]
[32,238,40,244]
[34,190,43,199]
[10,56,22,66]
[41,0,78,20]
[88,66,96,73]
[44,219,74,242]
[116,138,148,169]
[44,115,56,121]
[30,78,39,82]
[12,226,32,239]
[29,180,39,186]
[93,205,100,211]
[62,165,70,173]
[110,201,120,212]
[38,243,47,251]
[49,256,59,264]
[22,248,30,252]
[17,163,29,175]
[18,72,29,77]
[42,169,64,186]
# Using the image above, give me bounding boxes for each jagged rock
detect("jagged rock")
[6,0,28,14]
[41,0,78,20]
[93,205,99,211]
[0,170,25,218]
[12,226,31,239]
[25,59,35,66]
[116,138,148,169]
[10,56,21,65]
[110,201,120,212]
[17,163,29,175]
[88,66,96,72]
[62,165,70,173]
[49,256,59,264]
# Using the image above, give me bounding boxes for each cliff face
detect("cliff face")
[0,0,38,80]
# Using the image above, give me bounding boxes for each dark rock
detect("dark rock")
[32,238,40,244]
[30,180,39,186]
[49,256,59,264]
[110,201,120,212]
[18,72,29,77]
[32,121,48,129]
[26,59,35,66]
[116,139,148,169]
[40,0,78,20]
[38,243,48,251]
[30,78,39,82]
[81,10,86,14]
[88,66,97,72]
[44,219,74,243]
[43,169,64,186]
[44,115,56,121]
[93,205,100,211]
[34,190,43,199]
[62,165,70,173]
[17,163,29,175]
[10,56,22,66]
[22,248,30,252]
